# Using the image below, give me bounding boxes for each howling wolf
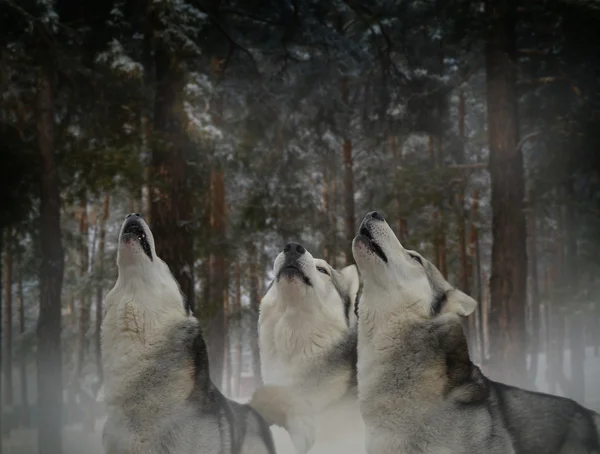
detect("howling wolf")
[250,242,364,454]
[353,210,600,454]
[101,213,276,454]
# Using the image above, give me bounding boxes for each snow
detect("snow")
[95,40,143,77]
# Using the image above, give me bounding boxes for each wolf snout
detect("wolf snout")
[122,214,145,235]
[368,211,385,222]
[284,242,306,258]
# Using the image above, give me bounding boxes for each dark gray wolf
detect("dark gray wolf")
[101,214,276,454]
[352,210,600,454]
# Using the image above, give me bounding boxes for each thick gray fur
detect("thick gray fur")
[103,319,275,454]
[373,314,600,453]
[352,211,600,454]
[101,214,275,454]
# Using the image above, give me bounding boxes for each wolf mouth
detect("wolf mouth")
[277,264,312,286]
[358,226,388,263]
[122,221,153,261]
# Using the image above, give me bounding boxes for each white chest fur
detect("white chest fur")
[259,304,347,386]
[101,280,188,408]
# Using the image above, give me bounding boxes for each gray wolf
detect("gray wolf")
[352,210,600,454]
[250,242,364,454]
[101,213,276,454]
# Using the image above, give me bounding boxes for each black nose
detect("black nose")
[369,211,384,221]
[283,242,305,257]
[126,213,142,219]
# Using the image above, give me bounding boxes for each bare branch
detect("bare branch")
[518,76,566,86]
[517,48,551,56]
[189,0,261,77]
[516,131,541,152]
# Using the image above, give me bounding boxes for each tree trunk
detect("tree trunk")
[391,137,409,245]
[340,77,355,265]
[485,0,528,387]
[249,259,262,386]
[322,171,331,263]
[457,195,468,293]
[202,259,211,311]
[456,90,471,347]
[223,324,230,396]
[205,166,227,388]
[457,188,472,346]
[150,41,195,312]
[95,194,110,384]
[37,61,65,454]
[232,262,242,397]
[527,194,541,387]
[234,320,243,398]
[207,56,227,319]
[550,209,567,395]
[331,177,339,268]
[3,230,13,408]
[141,111,152,224]
[436,137,447,278]
[17,248,28,425]
[222,261,231,394]
[475,224,485,364]
[564,183,584,402]
[0,224,3,446]
[77,197,89,379]
[429,136,441,269]
[458,89,469,294]
[235,262,242,315]
[469,189,484,361]
[67,295,75,328]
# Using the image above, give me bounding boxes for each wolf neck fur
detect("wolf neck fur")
[276,301,346,354]
[260,289,348,386]
[102,265,189,408]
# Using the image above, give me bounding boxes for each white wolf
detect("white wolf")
[250,242,364,454]
[101,213,275,454]
[353,210,600,454]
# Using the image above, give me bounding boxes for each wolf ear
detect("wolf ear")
[340,264,360,299]
[442,289,477,317]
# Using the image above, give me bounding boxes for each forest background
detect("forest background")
[2,0,600,452]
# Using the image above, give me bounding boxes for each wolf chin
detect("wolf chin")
[101,213,275,454]
[250,242,364,454]
[353,210,600,454]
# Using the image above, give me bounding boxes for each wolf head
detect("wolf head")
[352,211,476,320]
[117,213,155,266]
[112,213,184,311]
[264,242,360,326]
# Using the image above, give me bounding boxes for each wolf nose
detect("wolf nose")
[126,213,142,219]
[284,242,305,257]
[369,211,384,221]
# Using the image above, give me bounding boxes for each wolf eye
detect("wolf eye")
[409,254,423,265]
[316,266,330,276]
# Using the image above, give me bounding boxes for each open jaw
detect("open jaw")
[121,220,153,261]
[276,264,312,286]
[357,224,388,263]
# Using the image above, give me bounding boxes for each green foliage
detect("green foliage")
[2,0,600,386]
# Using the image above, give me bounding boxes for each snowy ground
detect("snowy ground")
[2,426,103,454]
